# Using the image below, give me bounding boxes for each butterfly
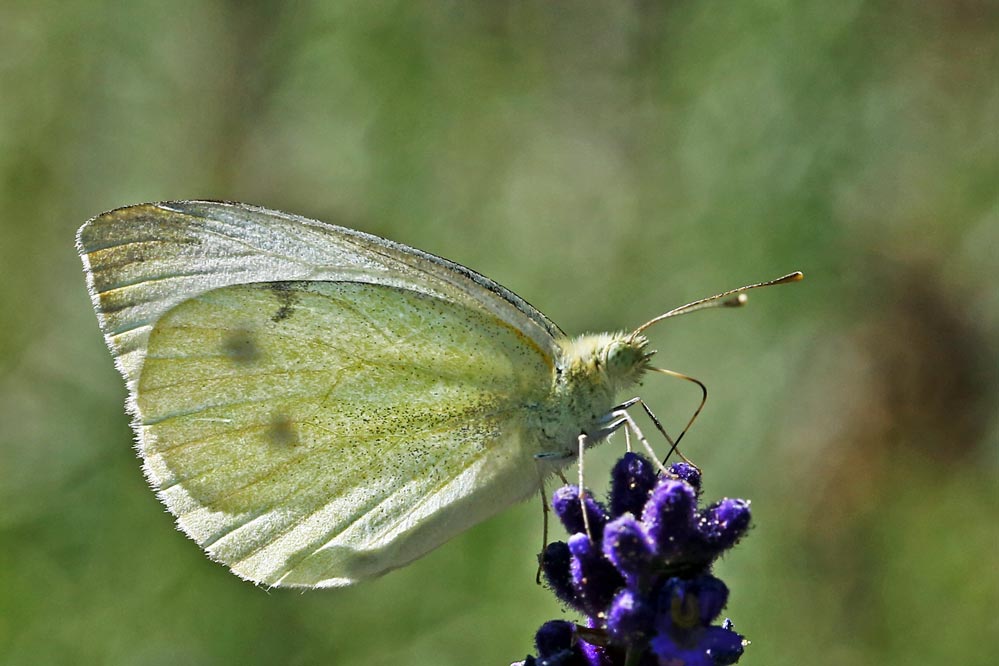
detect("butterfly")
[78,200,800,588]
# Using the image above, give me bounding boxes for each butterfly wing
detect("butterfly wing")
[77,201,562,400]
[77,202,563,587]
[137,280,553,587]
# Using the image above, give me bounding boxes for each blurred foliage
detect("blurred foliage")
[1,1,996,665]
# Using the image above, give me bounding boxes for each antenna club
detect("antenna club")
[776,271,804,284]
[722,294,748,308]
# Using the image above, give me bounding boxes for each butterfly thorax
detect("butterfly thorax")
[530,332,651,460]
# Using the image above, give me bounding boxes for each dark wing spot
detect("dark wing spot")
[269,412,299,447]
[270,282,300,322]
[223,328,261,364]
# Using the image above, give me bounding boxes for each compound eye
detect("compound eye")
[607,338,650,375]
[605,340,629,370]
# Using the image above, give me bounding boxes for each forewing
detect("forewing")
[77,201,562,401]
[138,281,552,587]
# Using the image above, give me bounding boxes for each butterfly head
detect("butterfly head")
[604,334,653,390]
[559,332,653,396]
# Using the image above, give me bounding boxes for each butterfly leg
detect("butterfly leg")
[530,433,602,541]
[599,398,640,453]
[533,450,575,461]
[598,398,700,471]
[536,483,549,585]
[596,405,670,475]
[632,398,699,470]
[577,433,594,540]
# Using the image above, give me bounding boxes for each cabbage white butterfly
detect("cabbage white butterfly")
[78,201,800,588]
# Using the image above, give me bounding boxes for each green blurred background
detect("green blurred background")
[1,2,996,665]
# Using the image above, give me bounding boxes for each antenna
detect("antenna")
[630,271,803,338]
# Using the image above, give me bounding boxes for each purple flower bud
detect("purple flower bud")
[542,541,579,609]
[535,620,575,657]
[642,480,696,557]
[702,624,745,665]
[656,577,702,632]
[602,515,655,584]
[553,486,609,540]
[609,452,657,517]
[692,575,729,625]
[668,461,702,491]
[606,588,655,643]
[695,498,751,554]
[649,632,713,666]
[569,533,624,615]
[654,575,731,637]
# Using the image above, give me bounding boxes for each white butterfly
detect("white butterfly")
[78,201,799,588]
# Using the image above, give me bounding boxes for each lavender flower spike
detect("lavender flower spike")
[520,452,753,666]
